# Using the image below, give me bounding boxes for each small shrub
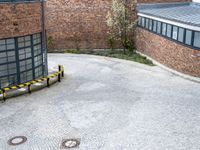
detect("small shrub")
[107,36,115,52]
[66,49,80,54]
[124,39,135,54]
[106,0,137,53]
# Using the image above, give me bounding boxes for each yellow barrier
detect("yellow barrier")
[0,65,64,101]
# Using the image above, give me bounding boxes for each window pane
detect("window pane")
[157,22,161,34]
[162,23,167,36]
[172,26,178,40]
[153,20,157,32]
[149,19,153,30]
[7,39,14,44]
[185,30,192,45]
[145,18,149,29]
[0,40,6,45]
[0,45,6,51]
[7,44,15,50]
[178,28,184,43]
[141,17,145,27]
[194,31,200,48]
[138,16,142,26]
[167,24,172,38]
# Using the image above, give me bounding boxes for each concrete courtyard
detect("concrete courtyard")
[0,53,200,150]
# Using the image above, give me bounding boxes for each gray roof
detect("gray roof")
[137,2,200,27]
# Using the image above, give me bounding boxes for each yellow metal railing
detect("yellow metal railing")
[0,65,64,101]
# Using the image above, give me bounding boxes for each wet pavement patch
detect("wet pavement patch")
[8,136,27,146]
[61,138,80,149]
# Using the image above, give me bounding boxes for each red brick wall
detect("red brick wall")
[136,28,200,77]
[46,0,136,50]
[46,0,191,50]
[46,0,111,50]
[137,0,191,3]
[0,2,42,39]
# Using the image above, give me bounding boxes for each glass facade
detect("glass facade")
[138,16,200,50]
[0,33,44,88]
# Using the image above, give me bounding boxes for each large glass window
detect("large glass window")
[178,28,185,43]
[0,33,44,88]
[33,33,43,79]
[172,26,178,40]
[185,30,192,45]
[145,18,149,29]
[138,17,142,26]
[0,38,17,88]
[194,32,200,48]
[18,35,33,82]
[141,17,145,27]
[157,22,161,34]
[153,20,157,32]
[166,24,172,38]
[149,19,153,31]
[162,23,167,36]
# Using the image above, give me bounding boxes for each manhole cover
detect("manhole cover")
[8,136,27,146]
[61,138,80,149]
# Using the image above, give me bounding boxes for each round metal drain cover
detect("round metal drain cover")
[61,139,80,148]
[8,136,27,146]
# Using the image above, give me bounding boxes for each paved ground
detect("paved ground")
[0,53,200,150]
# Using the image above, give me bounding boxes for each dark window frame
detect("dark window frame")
[137,16,200,51]
[0,32,44,88]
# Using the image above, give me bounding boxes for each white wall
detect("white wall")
[193,0,200,3]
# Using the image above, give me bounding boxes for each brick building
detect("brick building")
[0,0,199,88]
[136,1,200,77]
[0,0,48,88]
[46,0,199,77]
[46,0,115,50]
[46,0,190,50]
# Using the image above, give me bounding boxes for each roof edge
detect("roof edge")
[137,2,191,11]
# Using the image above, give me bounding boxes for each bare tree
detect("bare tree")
[106,0,137,54]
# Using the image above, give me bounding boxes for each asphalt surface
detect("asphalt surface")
[0,53,200,150]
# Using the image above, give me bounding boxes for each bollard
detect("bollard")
[28,84,32,94]
[47,77,50,87]
[58,73,61,82]
[2,90,6,101]
[59,65,64,77]
[61,69,64,77]
[59,65,61,71]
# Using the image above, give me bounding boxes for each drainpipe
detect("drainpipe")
[41,0,48,76]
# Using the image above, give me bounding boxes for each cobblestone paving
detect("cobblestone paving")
[0,54,200,150]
